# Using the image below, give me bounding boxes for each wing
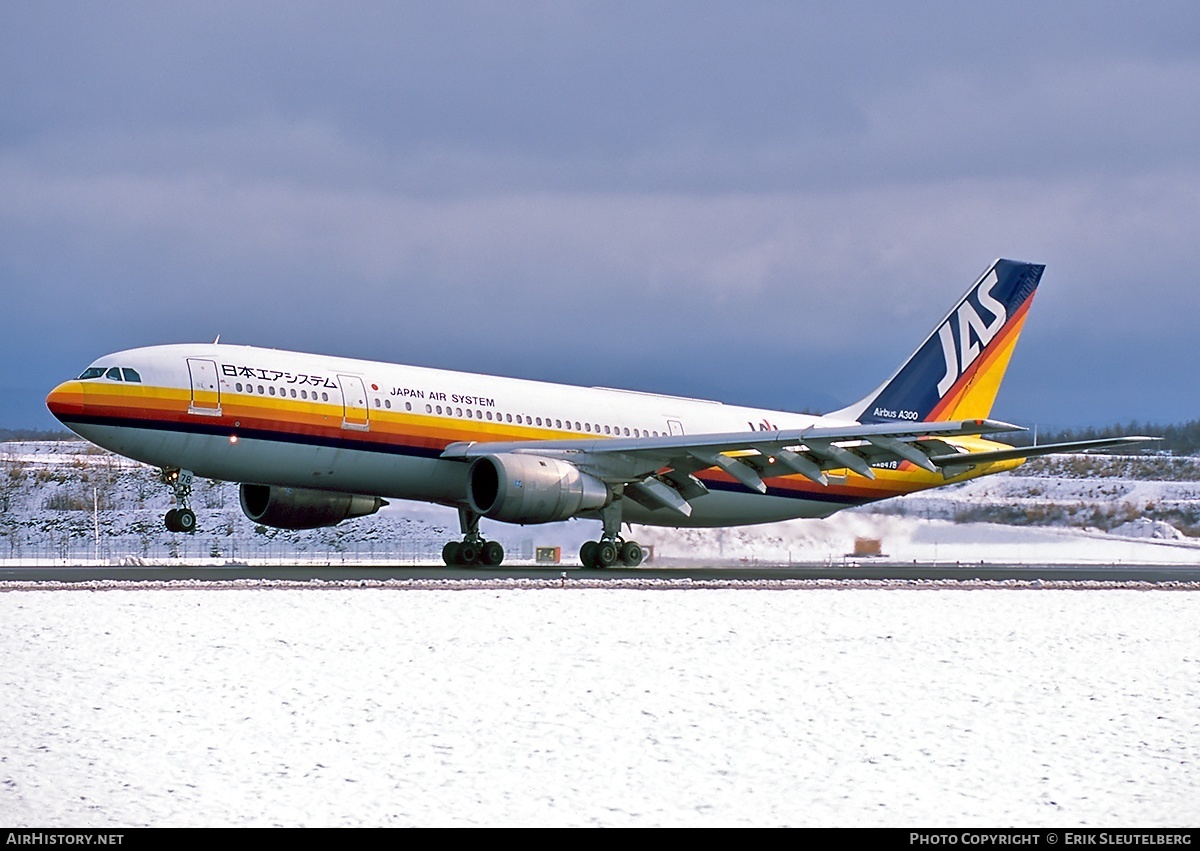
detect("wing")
[443,419,1154,518]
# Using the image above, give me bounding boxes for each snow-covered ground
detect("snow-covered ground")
[4,442,1200,827]
[2,587,1198,827]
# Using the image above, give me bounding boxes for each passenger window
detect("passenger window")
[105,367,123,381]
[122,368,142,383]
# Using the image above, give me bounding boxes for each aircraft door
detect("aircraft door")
[187,358,221,416]
[668,419,685,436]
[337,374,370,431]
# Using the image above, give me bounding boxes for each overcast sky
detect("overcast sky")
[3,1,1198,430]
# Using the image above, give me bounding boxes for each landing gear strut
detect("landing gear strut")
[160,468,197,533]
[442,507,504,566]
[579,499,644,568]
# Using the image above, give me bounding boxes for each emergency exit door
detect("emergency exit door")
[187,358,221,416]
[337,374,370,430]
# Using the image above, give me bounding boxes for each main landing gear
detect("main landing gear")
[579,538,644,568]
[579,499,644,568]
[438,502,645,569]
[160,468,197,533]
[442,507,505,566]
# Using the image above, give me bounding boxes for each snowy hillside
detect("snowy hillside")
[872,455,1200,544]
[2,441,1198,565]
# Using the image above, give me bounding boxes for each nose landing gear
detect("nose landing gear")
[160,468,197,533]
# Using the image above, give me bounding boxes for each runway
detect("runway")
[3,561,1200,586]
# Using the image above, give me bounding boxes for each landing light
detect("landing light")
[229,434,239,445]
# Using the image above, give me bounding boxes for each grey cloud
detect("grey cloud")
[3,2,1199,428]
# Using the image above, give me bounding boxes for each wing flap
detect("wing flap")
[625,477,694,517]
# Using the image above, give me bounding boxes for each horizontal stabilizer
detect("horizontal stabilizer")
[929,436,1160,469]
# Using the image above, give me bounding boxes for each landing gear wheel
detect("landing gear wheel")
[580,541,598,569]
[482,540,505,566]
[164,509,180,532]
[457,541,480,566]
[442,541,461,566]
[175,508,196,533]
[619,541,644,567]
[594,540,618,568]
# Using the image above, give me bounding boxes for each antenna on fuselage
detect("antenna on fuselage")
[213,335,221,344]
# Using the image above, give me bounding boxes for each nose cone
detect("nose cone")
[46,380,86,423]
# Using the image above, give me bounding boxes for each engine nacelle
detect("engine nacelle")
[239,484,387,530]
[467,454,610,524]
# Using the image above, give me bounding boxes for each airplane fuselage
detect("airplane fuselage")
[46,342,1013,528]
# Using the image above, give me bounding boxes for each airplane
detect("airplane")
[45,259,1151,567]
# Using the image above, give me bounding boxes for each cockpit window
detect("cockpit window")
[122,368,142,383]
[105,367,123,381]
[78,367,105,380]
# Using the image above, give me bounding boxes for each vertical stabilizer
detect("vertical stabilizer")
[831,259,1044,424]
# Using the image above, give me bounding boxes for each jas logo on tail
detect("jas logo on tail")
[935,269,1007,398]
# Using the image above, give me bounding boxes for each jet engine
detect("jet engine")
[239,484,387,530]
[467,454,610,524]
